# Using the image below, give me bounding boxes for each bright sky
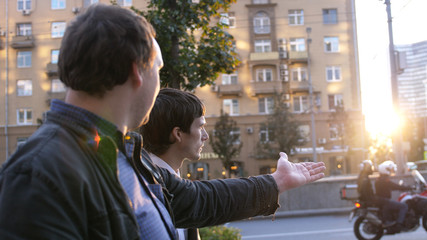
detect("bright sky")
[356,0,427,136]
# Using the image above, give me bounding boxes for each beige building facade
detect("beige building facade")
[0,0,365,177]
[187,0,366,179]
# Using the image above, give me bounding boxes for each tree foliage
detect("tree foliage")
[255,93,307,160]
[133,0,239,90]
[209,110,242,178]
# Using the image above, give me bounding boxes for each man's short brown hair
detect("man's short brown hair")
[58,4,156,97]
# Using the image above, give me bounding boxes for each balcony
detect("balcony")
[11,35,35,49]
[249,51,279,61]
[46,62,58,77]
[289,81,310,92]
[288,51,308,63]
[250,80,283,96]
[217,84,243,97]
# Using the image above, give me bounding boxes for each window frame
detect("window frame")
[290,38,306,52]
[326,66,341,82]
[51,22,66,38]
[17,79,32,96]
[288,9,304,26]
[254,39,271,53]
[17,108,32,125]
[328,94,343,110]
[222,72,238,85]
[256,68,273,82]
[17,51,32,68]
[323,9,338,24]
[253,12,270,34]
[291,67,308,82]
[17,0,31,11]
[223,99,239,116]
[16,23,32,36]
[51,0,66,10]
[293,95,309,113]
[324,36,339,52]
[51,79,67,93]
[258,97,274,114]
[51,50,60,64]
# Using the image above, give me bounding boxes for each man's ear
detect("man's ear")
[130,62,143,88]
[170,127,182,143]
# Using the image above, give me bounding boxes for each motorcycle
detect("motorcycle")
[347,170,427,240]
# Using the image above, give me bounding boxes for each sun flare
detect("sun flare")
[365,109,402,138]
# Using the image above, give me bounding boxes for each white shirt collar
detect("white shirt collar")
[149,152,180,177]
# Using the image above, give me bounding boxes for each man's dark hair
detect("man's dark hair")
[141,88,205,155]
[58,4,156,97]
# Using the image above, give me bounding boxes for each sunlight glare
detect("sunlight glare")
[365,109,401,137]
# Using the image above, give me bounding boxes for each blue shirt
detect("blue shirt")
[50,100,177,239]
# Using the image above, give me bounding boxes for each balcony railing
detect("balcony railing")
[46,62,58,77]
[289,80,310,92]
[249,51,279,61]
[11,35,35,49]
[250,80,283,96]
[288,51,308,62]
[218,84,243,96]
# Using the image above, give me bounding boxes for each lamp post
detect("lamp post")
[383,0,405,175]
[306,27,317,162]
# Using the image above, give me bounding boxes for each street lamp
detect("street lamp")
[306,27,317,162]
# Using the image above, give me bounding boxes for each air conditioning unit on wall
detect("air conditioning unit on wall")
[318,138,327,144]
[22,10,31,16]
[246,127,253,134]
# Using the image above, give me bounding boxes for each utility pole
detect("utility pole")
[306,27,317,162]
[383,0,405,175]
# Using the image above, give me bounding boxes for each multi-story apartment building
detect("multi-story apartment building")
[0,0,365,178]
[188,0,365,179]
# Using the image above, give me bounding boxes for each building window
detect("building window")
[324,37,339,52]
[291,67,307,82]
[17,80,32,96]
[256,68,273,82]
[16,23,32,36]
[220,13,236,28]
[259,125,273,142]
[222,72,238,85]
[259,97,274,114]
[17,0,31,10]
[293,96,308,113]
[290,38,306,52]
[326,66,341,82]
[51,0,66,9]
[51,22,66,38]
[17,51,32,68]
[17,108,32,125]
[254,39,271,53]
[253,12,270,34]
[231,128,241,144]
[223,99,239,116]
[122,0,132,7]
[328,94,343,110]
[90,0,99,3]
[323,9,337,24]
[329,123,341,140]
[288,9,304,25]
[51,50,60,64]
[253,0,268,3]
[51,79,66,93]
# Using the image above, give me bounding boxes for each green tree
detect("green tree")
[133,0,239,90]
[255,93,306,160]
[209,110,242,178]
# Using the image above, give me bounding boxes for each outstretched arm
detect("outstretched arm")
[271,152,326,193]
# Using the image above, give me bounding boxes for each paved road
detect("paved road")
[226,213,426,240]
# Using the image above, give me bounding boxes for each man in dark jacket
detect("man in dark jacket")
[357,160,376,203]
[375,160,413,234]
[0,4,326,240]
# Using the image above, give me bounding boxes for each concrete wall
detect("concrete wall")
[276,171,427,212]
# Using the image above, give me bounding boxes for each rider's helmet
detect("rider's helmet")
[359,160,374,174]
[378,160,397,175]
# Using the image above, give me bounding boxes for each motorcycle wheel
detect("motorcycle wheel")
[354,216,384,240]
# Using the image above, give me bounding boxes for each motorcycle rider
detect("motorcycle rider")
[375,160,413,234]
[357,160,377,203]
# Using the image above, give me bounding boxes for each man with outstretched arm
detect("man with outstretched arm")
[0,4,325,240]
